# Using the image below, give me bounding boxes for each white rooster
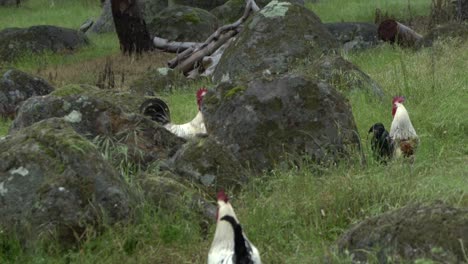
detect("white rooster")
[139,88,208,139]
[208,190,261,264]
[389,96,419,158]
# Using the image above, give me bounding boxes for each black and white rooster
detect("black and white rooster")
[208,190,261,264]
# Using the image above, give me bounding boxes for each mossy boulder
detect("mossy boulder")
[170,0,228,10]
[0,25,88,62]
[10,94,185,166]
[0,0,18,6]
[0,118,135,246]
[136,172,216,221]
[89,0,167,34]
[303,55,384,98]
[212,0,337,82]
[337,202,468,263]
[0,69,54,119]
[129,67,188,95]
[147,5,219,42]
[324,22,380,52]
[211,0,304,24]
[203,73,361,172]
[52,84,153,114]
[417,23,468,48]
[170,136,247,192]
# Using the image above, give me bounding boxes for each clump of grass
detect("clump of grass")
[0,0,101,30]
[0,119,11,136]
[307,0,431,22]
[11,33,120,73]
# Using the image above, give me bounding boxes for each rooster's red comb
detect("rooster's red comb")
[196,88,208,108]
[217,189,229,203]
[392,96,405,104]
[196,88,208,100]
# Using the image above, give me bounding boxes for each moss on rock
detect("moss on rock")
[337,202,468,263]
[147,5,218,42]
[0,26,88,63]
[0,118,136,247]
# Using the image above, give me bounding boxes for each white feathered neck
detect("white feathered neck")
[209,201,238,251]
[390,102,418,140]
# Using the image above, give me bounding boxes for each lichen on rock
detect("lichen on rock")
[260,0,291,18]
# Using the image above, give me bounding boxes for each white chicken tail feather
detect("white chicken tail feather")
[164,111,206,139]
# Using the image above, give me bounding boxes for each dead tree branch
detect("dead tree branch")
[378,19,423,47]
[163,0,259,75]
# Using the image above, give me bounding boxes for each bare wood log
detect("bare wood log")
[199,0,257,49]
[378,19,423,47]
[169,0,259,75]
[153,36,202,53]
[177,29,238,74]
[201,37,235,77]
[168,47,195,68]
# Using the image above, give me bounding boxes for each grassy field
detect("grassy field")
[1,0,467,263]
[307,0,431,23]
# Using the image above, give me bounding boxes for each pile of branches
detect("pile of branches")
[155,0,260,77]
[111,0,260,77]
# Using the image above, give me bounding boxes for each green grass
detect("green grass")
[0,0,101,30]
[307,0,431,22]
[0,119,10,136]
[3,38,466,264]
[0,0,119,71]
[11,33,119,71]
[1,0,468,263]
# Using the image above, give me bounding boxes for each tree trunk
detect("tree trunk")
[111,0,154,55]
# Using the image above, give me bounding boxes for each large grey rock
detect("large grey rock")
[203,73,361,172]
[212,0,337,82]
[211,0,304,24]
[129,67,188,95]
[337,202,468,263]
[0,118,135,246]
[148,5,219,42]
[0,69,54,119]
[10,93,185,166]
[306,55,384,98]
[170,136,247,191]
[136,171,216,221]
[0,0,18,6]
[324,22,380,52]
[51,84,152,113]
[0,25,88,62]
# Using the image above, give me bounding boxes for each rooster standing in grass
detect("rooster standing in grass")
[369,96,419,162]
[140,88,208,139]
[208,190,261,264]
[389,96,419,158]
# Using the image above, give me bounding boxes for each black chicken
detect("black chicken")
[368,123,394,163]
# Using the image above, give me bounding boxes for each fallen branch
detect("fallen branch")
[153,37,202,53]
[166,0,260,75]
[378,19,423,47]
[177,29,239,74]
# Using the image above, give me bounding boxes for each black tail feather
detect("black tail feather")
[220,215,253,264]
[139,98,171,125]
